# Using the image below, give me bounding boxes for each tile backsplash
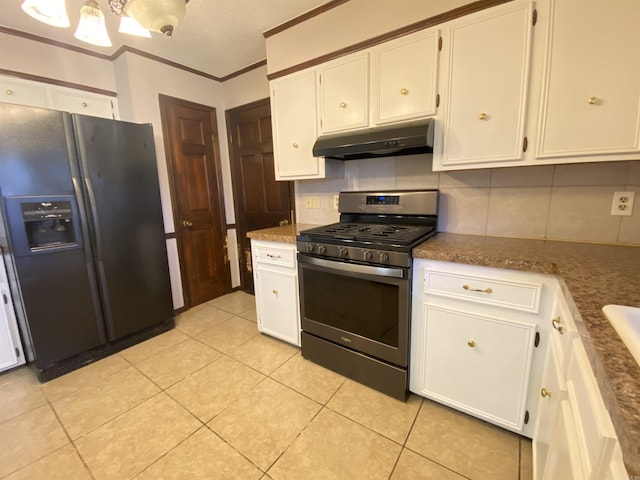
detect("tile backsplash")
[294,157,640,245]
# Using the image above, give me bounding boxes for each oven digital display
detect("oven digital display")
[365,195,400,205]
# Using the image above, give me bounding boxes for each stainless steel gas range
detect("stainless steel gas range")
[296,189,439,400]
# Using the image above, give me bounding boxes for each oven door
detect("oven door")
[298,254,410,367]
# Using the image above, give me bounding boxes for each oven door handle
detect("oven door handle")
[298,255,406,279]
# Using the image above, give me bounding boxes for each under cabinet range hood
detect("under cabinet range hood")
[312,119,435,160]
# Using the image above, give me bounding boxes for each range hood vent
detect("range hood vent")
[312,119,435,160]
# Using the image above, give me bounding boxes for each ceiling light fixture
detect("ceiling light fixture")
[74,0,112,47]
[20,0,187,47]
[21,0,70,28]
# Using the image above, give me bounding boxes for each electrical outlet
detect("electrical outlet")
[333,194,339,210]
[611,191,635,216]
[305,196,320,209]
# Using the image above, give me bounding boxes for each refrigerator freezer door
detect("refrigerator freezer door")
[72,115,173,340]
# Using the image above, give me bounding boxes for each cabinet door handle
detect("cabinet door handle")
[462,285,493,294]
[339,102,347,108]
[467,340,476,348]
[541,388,552,398]
[587,96,599,105]
[400,88,409,95]
[292,142,299,148]
[551,316,565,334]
[182,220,193,228]
[82,102,88,108]
[272,289,278,295]
[6,89,13,95]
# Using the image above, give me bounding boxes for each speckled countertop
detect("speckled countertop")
[247,225,640,474]
[246,224,317,243]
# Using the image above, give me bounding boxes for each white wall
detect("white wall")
[0,32,116,92]
[265,0,474,74]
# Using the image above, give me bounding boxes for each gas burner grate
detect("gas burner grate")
[301,223,434,246]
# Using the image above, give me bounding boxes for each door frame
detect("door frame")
[159,94,231,309]
[225,98,296,291]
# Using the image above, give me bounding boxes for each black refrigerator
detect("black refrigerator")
[0,103,174,380]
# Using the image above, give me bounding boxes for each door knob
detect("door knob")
[182,220,193,228]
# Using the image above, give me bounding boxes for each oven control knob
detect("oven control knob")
[306,244,315,253]
[363,251,372,261]
[339,247,348,257]
[379,252,390,263]
[318,245,326,254]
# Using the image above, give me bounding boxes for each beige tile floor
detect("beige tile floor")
[0,291,533,480]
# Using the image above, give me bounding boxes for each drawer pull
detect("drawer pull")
[266,253,282,259]
[6,89,13,95]
[339,102,347,108]
[467,340,476,348]
[541,388,552,398]
[551,316,565,334]
[478,112,488,120]
[400,88,409,95]
[272,289,278,295]
[82,102,88,107]
[587,96,599,105]
[462,285,493,294]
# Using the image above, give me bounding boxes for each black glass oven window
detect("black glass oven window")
[303,269,399,347]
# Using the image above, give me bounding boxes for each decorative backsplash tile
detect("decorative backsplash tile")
[294,159,640,245]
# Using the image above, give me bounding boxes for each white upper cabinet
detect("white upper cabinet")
[318,52,370,134]
[372,29,440,125]
[435,1,535,169]
[0,77,47,108]
[49,88,116,119]
[271,68,343,180]
[536,0,640,160]
[0,75,118,120]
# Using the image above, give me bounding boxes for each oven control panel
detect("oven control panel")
[365,195,400,206]
[297,241,410,268]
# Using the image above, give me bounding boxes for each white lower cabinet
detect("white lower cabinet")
[414,304,536,431]
[0,255,25,373]
[411,259,552,436]
[251,240,300,346]
[535,310,622,480]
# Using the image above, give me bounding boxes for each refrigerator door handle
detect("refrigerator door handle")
[83,177,104,260]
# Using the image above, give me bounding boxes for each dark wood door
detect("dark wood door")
[160,95,230,307]
[227,99,294,293]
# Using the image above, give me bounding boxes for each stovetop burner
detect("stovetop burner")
[302,222,435,246]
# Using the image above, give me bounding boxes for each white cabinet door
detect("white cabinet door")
[318,52,369,133]
[0,256,25,373]
[536,0,640,159]
[533,338,568,478]
[255,267,300,346]
[436,2,534,168]
[373,29,440,125]
[542,400,585,480]
[271,69,343,180]
[414,304,536,431]
[49,89,115,119]
[0,77,47,108]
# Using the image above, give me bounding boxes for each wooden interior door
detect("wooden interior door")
[227,99,294,293]
[160,95,230,307]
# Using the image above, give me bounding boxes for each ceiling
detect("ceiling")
[1,0,332,79]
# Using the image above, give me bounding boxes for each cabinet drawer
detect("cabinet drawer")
[424,269,543,313]
[549,293,579,373]
[253,242,295,268]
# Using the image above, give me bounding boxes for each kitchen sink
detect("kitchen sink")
[602,305,640,367]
